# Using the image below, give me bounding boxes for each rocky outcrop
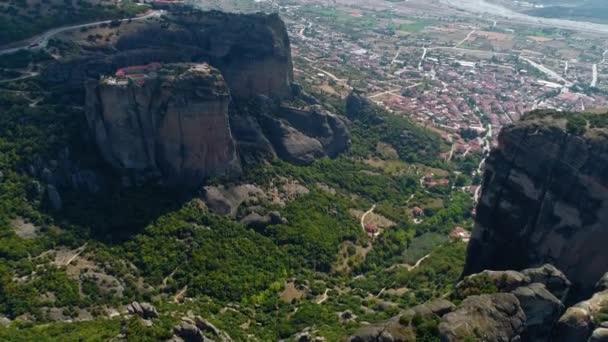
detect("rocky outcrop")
[127,301,158,319]
[463,111,608,294]
[552,272,608,342]
[455,264,571,303]
[348,316,413,342]
[439,293,526,341]
[74,11,350,186]
[172,316,232,342]
[85,63,240,186]
[522,264,572,302]
[512,283,564,341]
[403,299,456,319]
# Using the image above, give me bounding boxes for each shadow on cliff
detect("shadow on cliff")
[56,182,194,243]
[41,101,195,244]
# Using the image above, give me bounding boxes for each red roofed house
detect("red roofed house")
[450,226,471,242]
[115,62,162,77]
[365,223,378,238]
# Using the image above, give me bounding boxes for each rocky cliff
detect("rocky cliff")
[44,10,294,100]
[77,10,350,187]
[85,63,240,186]
[463,110,608,294]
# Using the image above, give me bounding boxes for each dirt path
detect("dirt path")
[360,204,376,231]
[315,289,329,304]
[63,243,87,266]
[407,254,431,271]
[454,29,476,48]
[174,285,188,303]
[162,268,177,287]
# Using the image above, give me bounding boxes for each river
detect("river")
[440,0,608,34]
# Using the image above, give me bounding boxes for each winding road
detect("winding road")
[0,10,164,56]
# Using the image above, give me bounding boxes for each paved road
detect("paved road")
[0,10,164,56]
[520,56,574,88]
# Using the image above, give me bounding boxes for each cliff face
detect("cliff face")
[45,11,293,100]
[85,64,240,186]
[74,10,349,187]
[463,111,608,294]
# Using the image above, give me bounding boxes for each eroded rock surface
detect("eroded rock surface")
[438,293,526,342]
[463,111,608,294]
[45,11,294,100]
[512,283,564,341]
[552,274,608,342]
[85,63,240,186]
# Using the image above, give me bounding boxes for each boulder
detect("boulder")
[193,316,232,342]
[259,114,325,165]
[552,307,593,342]
[512,283,564,341]
[456,270,531,293]
[402,299,456,321]
[596,273,608,292]
[590,328,608,342]
[173,322,207,342]
[522,264,571,302]
[349,317,413,342]
[552,289,608,342]
[127,301,158,319]
[202,184,265,217]
[438,293,526,342]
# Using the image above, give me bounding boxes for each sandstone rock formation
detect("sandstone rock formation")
[44,10,294,100]
[172,315,232,342]
[85,63,240,186]
[348,316,413,342]
[455,264,571,303]
[74,10,350,186]
[257,104,350,165]
[553,272,608,342]
[512,283,564,341]
[438,293,526,341]
[463,111,608,294]
[522,264,572,302]
[127,301,158,319]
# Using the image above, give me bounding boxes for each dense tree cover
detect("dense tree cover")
[266,191,362,272]
[121,201,288,302]
[0,263,80,318]
[0,319,120,341]
[393,242,467,303]
[0,77,474,340]
[524,109,608,136]
[346,97,443,166]
[416,192,473,235]
[0,50,52,69]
